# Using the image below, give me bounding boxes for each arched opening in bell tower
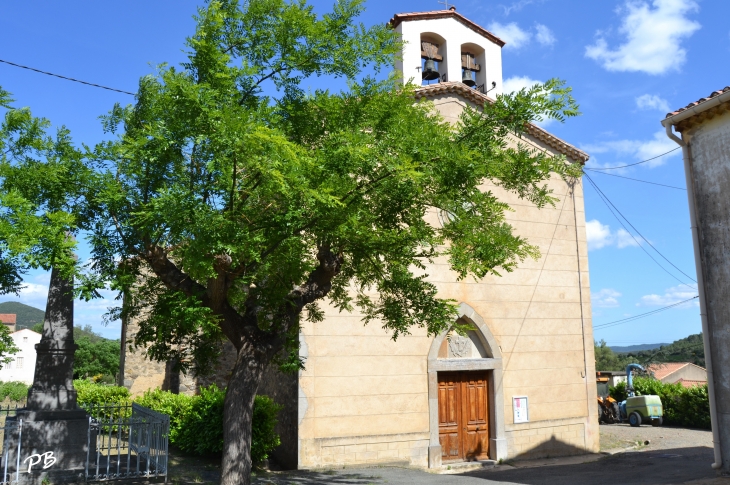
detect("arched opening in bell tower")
[420,32,447,85]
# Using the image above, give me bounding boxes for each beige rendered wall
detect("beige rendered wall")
[297,94,598,468]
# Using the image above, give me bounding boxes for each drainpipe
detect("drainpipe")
[663,122,722,470]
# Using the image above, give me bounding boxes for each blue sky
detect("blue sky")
[0,0,727,345]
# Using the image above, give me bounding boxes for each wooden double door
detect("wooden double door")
[438,372,490,462]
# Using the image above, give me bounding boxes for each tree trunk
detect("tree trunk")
[221,347,267,485]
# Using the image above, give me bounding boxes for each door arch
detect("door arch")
[426,303,507,467]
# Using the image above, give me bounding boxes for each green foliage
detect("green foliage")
[73,336,120,380]
[610,376,710,429]
[175,385,226,456]
[0,325,18,365]
[0,302,44,330]
[619,334,706,367]
[75,379,131,420]
[595,339,635,371]
[134,387,193,443]
[0,88,93,294]
[76,380,280,462]
[139,386,280,462]
[595,334,707,371]
[251,395,282,463]
[0,381,29,402]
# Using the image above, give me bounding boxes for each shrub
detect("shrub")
[74,379,131,420]
[134,388,193,443]
[175,385,225,456]
[610,376,710,429]
[0,381,29,402]
[137,386,281,463]
[71,380,282,462]
[251,395,282,464]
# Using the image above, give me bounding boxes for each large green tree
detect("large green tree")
[0,87,96,363]
[85,1,580,483]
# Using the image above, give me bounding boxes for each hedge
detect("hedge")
[610,376,710,429]
[73,380,281,463]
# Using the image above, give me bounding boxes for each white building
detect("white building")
[0,329,41,384]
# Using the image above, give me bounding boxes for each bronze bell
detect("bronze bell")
[422,59,440,81]
[462,69,476,87]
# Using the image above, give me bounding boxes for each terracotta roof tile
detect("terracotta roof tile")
[414,82,590,163]
[677,379,706,388]
[666,86,730,118]
[647,362,689,381]
[388,9,505,47]
[0,314,16,324]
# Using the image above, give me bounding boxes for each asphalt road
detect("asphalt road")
[254,445,718,485]
[253,425,721,485]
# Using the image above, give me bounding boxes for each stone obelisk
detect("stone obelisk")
[6,266,94,484]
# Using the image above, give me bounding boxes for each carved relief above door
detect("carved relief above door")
[438,371,490,462]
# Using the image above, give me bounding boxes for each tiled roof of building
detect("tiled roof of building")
[388,9,505,47]
[666,86,730,118]
[677,379,706,388]
[647,362,687,380]
[415,82,590,164]
[0,314,16,324]
[646,362,709,381]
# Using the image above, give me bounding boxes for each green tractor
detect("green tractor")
[619,364,663,427]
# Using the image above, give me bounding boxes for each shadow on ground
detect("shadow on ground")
[467,446,717,485]
[253,470,384,484]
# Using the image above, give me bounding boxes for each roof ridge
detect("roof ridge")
[666,86,730,118]
[388,10,505,47]
[414,82,589,163]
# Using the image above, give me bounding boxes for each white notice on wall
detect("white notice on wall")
[513,396,529,424]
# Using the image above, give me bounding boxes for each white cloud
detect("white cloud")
[502,76,541,94]
[593,288,622,308]
[639,284,699,307]
[636,94,670,112]
[582,130,681,169]
[499,0,537,15]
[535,24,556,46]
[488,22,532,49]
[585,0,701,74]
[586,220,639,250]
[586,220,613,250]
[616,228,640,248]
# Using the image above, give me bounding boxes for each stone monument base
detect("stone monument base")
[3,409,95,484]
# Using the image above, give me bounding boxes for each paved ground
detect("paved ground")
[149,424,725,484]
[249,425,725,485]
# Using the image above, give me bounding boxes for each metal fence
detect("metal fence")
[0,405,22,485]
[84,403,169,483]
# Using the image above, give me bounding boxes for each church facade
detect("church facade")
[124,8,598,470]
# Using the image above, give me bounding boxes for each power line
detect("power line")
[0,58,135,96]
[588,147,681,171]
[584,173,697,287]
[594,296,698,330]
[584,169,686,191]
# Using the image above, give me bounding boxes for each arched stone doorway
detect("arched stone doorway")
[426,303,507,467]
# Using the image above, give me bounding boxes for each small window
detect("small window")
[15,357,23,369]
[23,337,28,343]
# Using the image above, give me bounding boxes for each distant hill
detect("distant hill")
[610,343,669,353]
[0,302,45,329]
[596,333,706,370]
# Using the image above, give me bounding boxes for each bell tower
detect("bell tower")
[389,8,505,96]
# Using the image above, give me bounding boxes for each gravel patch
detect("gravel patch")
[600,423,713,452]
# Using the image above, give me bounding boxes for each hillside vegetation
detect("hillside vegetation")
[0,302,44,329]
[596,333,706,371]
